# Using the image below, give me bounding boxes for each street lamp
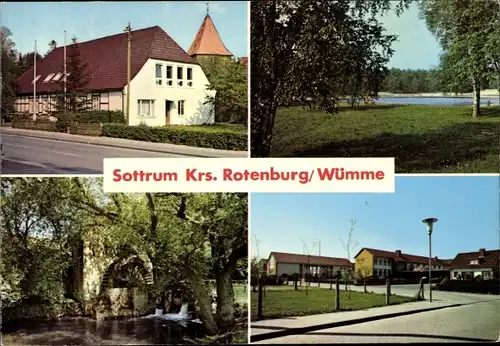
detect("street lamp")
[422,217,438,302]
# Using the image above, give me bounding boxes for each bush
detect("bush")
[436,279,499,294]
[75,110,125,124]
[101,123,247,151]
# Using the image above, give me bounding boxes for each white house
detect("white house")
[14,24,217,126]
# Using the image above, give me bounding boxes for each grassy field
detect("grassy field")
[189,122,247,134]
[234,284,248,305]
[250,286,415,321]
[270,105,500,173]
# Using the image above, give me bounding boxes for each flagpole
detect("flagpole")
[33,40,37,121]
[64,30,67,110]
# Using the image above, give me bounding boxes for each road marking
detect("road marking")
[2,143,30,149]
[51,150,82,157]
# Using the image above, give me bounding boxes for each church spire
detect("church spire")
[187,11,232,57]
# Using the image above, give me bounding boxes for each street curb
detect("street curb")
[250,303,463,342]
[0,128,248,158]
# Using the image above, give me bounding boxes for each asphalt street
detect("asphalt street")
[256,300,500,344]
[1,133,189,174]
[306,283,495,304]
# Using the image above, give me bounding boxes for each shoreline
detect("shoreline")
[379,91,499,98]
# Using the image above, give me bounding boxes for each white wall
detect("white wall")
[128,58,216,126]
[451,268,493,279]
[373,257,392,276]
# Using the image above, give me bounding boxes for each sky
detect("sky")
[380,2,442,70]
[251,176,500,261]
[0,1,248,58]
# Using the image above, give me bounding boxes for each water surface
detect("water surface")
[376,96,499,106]
[2,316,204,345]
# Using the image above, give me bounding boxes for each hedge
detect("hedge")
[102,123,247,151]
[50,110,125,124]
[436,279,500,294]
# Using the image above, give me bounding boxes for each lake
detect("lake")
[376,96,499,106]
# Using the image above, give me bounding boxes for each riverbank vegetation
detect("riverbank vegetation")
[1,178,248,343]
[270,104,500,173]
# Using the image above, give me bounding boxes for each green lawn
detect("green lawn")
[187,122,247,134]
[270,105,500,173]
[250,286,415,321]
[234,284,248,305]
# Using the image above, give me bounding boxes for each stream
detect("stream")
[1,316,205,345]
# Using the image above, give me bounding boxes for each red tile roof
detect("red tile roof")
[16,26,197,95]
[269,252,352,268]
[187,14,232,56]
[450,249,500,269]
[240,57,248,65]
[355,247,446,266]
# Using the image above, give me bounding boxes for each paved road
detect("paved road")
[300,282,494,305]
[256,300,500,343]
[1,133,189,174]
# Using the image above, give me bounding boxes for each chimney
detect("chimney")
[395,250,401,257]
[479,248,485,257]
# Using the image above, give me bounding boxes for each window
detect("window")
[469,259,479,265]
[52,72,63,82]
[177,100,184,115]
[43,73,55,83]
[177,66,183,86]
[187,67,193,87]
[166,65,173,86]
[155,64,163,86]
[92,94,100,110]
[32,75,41,84]
[137,100,155,117]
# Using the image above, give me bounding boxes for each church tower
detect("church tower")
[187,3,232,59]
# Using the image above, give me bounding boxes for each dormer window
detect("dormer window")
[177,66,183,86]
[469,259,479,265]
[43,73,55,83]
[32,75,41,84]
[52,72,63,82]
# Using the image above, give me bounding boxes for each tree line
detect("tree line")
[382,67,499,94]
[1,178,248,336]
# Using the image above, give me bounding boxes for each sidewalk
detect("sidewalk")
[0,127,248,158]
[250,301,461,342]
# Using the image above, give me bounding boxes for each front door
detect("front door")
[165,100,172,125]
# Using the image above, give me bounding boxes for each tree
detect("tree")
[198,56,247,124]
[51,37,93,117]
[1,27,20,120]
[250,0,411,157]
[1,178,85,304]
[355,258,371,293]
[46,40,57,57]
[340,220,359,295]
[17,51,43,76]
[419,0,500,117]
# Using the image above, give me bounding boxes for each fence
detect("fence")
[252,277,401,321]
[12,120,102,137]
